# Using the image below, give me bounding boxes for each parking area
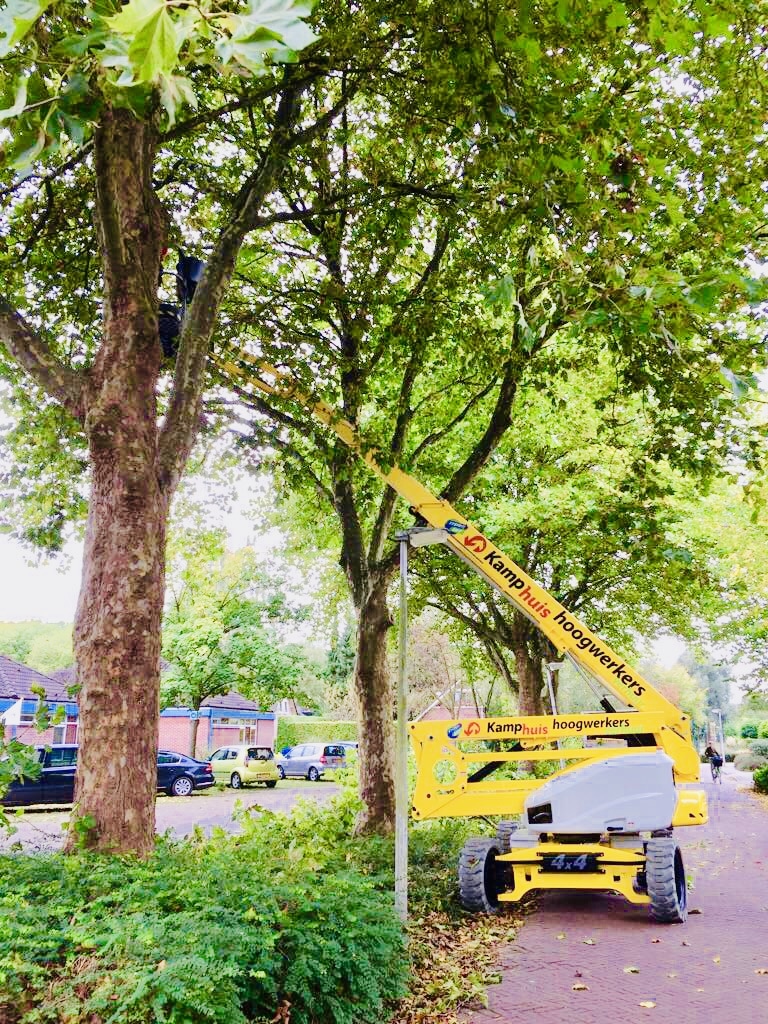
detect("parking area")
[0,780,340,853]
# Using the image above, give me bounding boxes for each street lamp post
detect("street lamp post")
[394,527,449,923]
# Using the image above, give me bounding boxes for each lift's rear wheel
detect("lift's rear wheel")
[458,838,510,914]
[495,820,519,851]
[646,837,687,923]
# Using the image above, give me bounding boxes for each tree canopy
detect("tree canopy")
[1,0,767,849]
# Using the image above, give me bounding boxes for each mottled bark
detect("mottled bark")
[512,614,545,717]
[352,586,396,833]
[67,109,168,855]
[72,446,168,855]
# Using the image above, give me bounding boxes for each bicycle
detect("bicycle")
[709,756,723,783]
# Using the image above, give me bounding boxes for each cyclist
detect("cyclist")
[704,743,723,782]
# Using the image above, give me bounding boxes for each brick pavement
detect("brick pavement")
[464,768,768,1024]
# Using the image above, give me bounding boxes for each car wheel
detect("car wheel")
[170,775,194,797]
[230,772,243,789]
[308,766,320,782]
[277,766,286,779]
[265,780,278,788]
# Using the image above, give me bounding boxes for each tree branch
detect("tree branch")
[441,353,521,502]
[0,294,85,420]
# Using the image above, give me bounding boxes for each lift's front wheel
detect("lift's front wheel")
[458,838,510,914]
[646,837,687,923]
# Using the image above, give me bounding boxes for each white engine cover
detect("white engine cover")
[523,752,677,834]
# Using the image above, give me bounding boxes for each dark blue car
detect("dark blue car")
[1,745,214,806]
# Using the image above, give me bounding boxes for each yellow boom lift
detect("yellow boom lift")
[222,356,707,924]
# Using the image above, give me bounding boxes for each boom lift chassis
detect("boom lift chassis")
[221,355,707,924]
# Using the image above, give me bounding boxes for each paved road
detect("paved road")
[465,767,768,1024]
[0,781,340,853]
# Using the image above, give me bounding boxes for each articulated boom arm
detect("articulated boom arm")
[221,356,700,785]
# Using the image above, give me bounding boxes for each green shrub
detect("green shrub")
[750,739,768,758]
[754,765,768,794]
[759,721,768,739]
[741,723,759,739]
[734,751,768,772]
[276,715,357,751]
[0,793,407,1024]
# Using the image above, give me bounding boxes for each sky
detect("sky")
[0,478,262,623]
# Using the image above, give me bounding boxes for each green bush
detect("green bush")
[0,791,407,1024]
[276,715,357,751]
[734,751,768,772]
[754,764,768,794]
[741,723,759,739]
[759,721,768,739]
[750,739,768,758]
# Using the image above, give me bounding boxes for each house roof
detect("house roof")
[201,691,262,712]
[0,655,70,702]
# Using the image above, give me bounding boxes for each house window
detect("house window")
[53,725,65,744]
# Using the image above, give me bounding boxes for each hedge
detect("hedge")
[276,715,357,751]
[0,790,407,1024]
[734,751,768,772]
[754,764,768,794]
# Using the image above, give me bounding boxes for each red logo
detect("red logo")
[465,721,481,736]
[463,535,487,553]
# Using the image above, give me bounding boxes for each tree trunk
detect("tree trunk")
[189,714,200,758]
[71,450,168,854]
[66,108,168,855]
[353,585,396,834]
[514,643,544,716]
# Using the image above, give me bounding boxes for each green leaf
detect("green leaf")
[0,0,53,58]
[606,3,629,31]
[720,367,756,401]
[0,78,28,121]
[217,0,317,73]
[106,0,188,83]
[10,125,48,172]
[157,73,197,127]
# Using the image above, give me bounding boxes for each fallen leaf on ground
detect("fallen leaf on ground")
[667,972,678,978]
[755,969,768,975]
[556,933,566,940]
[639,1001,656,1009]
[713,956,721,964]
[624,966,640,974]
[681,940,691,946]
[582,938,596,945]
[573,983,589,991]
[689,908,702,915]
[650,938,661,944]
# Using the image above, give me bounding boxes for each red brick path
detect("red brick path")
[464,769,768,1024]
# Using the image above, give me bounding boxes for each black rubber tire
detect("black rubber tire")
[458,838,510,914]
[170,775,194,797]
[230,772,242,790]
[265,780,277,788]
[495,820,519,852]
[307,766,320,782]
[646,837,687,923]
[277,765,286,779]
